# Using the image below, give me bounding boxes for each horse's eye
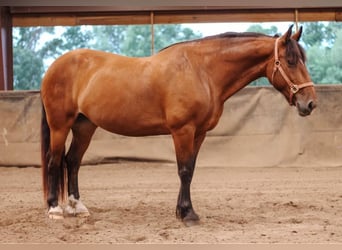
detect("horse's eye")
[287,59,296,66]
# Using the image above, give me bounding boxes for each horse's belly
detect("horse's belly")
[87,110,169,137]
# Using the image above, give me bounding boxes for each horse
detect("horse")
[40,25,316,226]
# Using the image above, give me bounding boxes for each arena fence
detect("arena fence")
[1,85,341,167]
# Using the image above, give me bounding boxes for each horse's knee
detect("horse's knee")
[178,167,193,184]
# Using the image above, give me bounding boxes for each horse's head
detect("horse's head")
[266,25,317,116]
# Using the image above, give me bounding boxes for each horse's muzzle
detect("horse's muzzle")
[296,99,317,117]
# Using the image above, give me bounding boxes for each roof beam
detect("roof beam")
[11,8,342,27]
[4,0,342,9]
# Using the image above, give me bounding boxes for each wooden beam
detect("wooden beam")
[12,8,342,27]
[154,10,297,24]
[7,1,342,11]
[77,13,151,25]
[0,7,13,91]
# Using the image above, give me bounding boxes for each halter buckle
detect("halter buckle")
[290,84,299,94]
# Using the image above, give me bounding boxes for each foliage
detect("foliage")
[303,22,342,84]
[13,27,52,90]
[246,24,279,36]
[13,47,44,90]
[13,24,201,89]
[12,22,342,90]
[120,25,153,57]
[92,25,125,53]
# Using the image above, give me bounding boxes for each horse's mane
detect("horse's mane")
[159,31,306,64]
[207,31,271,39]
[159,31,271,52]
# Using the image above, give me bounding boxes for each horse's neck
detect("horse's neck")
[199,38,274,102]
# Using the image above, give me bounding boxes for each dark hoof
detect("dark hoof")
[176,207,200,226]
[183,213,200,227]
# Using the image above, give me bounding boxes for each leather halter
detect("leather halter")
[271,38,314,105]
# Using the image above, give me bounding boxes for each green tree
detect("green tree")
[302,22,342,48]
[13,27,54,90]
[13,47,44,90]
[120,25,152,57]
[121,24,202,57]
[13,24,202,89]
[14,27,55,51]
[153,24,202,52]
[61,26,93,51]
[303,22,342,83]
[246,24,278,36]
[92,25,125,53]
[301,22,326,47]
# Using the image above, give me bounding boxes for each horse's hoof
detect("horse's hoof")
[183,218,200,227]
[65,195,90,217]
[64,205,90,217]
[183,212,200,227]
[47,205,64,219]
[176,207,200,226]
[75,201,90,217]
[64,204,76,217]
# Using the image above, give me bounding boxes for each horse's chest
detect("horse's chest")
[198,103,224,132]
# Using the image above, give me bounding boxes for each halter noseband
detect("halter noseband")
[271,38,314,105]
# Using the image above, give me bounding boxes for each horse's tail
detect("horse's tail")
[41,103,50,204]
[41,103,67,206]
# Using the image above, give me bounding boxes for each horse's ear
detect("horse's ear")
[291,26,303,41]
[280,24,293,44]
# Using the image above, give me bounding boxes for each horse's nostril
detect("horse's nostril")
[308,100,316,111]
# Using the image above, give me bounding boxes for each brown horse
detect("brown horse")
[41,25,316,225]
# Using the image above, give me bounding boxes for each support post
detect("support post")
[150,11,154,55]
[294,9,299,32]
[0,7,13,91]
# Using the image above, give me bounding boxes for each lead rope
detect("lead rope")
[271,38,314,105]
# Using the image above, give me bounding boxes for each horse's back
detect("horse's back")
[41,49,135,105]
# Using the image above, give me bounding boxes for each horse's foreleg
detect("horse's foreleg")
[65,115,97,217]
[172,127,206,226]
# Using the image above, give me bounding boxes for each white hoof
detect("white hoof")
[64,195,90,217]
[47,205,64,219]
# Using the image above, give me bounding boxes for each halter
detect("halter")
[271,38,314,105]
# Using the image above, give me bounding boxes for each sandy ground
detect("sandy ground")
[0,162,342,244]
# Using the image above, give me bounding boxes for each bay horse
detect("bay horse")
[41,25,316,225]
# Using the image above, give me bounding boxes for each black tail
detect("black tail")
[41,103,67,206]
[41,104,50,204]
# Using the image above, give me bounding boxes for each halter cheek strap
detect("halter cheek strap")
[271,38,314,105]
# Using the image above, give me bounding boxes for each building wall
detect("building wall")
[0,85,341,167]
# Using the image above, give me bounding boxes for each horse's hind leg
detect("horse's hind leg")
[47,128,69,219]
[64,114,97,217]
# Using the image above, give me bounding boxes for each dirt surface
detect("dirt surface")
[1,162,342,244]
